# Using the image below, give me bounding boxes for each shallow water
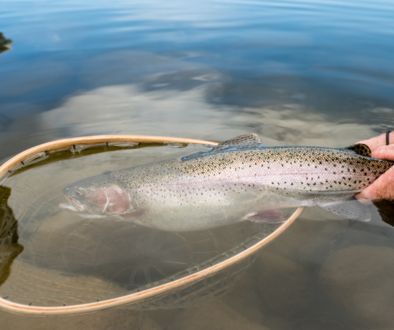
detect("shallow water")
[1,144,286,306]
[1,0,394,328]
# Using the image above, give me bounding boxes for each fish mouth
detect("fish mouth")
[59,202,107,218]
[59,203,79,212]
[59,198,84,213]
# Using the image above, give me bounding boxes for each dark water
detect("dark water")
[1,0,394,328]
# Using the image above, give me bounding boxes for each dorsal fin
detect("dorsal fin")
[181,134,265,161]
[345,143,371,157]
[212,133,265,151]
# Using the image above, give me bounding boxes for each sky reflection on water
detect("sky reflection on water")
[1,0,394,119]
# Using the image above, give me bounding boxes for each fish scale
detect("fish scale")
[60,134,394,231]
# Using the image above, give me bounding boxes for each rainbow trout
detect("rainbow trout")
[60,134,393,231]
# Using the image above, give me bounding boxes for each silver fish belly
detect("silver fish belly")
[60,134,393,231]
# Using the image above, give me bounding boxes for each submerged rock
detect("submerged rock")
[226,270,292,330]
[252,251,309,316]
[169,300,271,330]
[289,317,352,330]
[0,306,161,330]
[264,216,347,265]
[224,271,266,325]
[319,245,394,328]
[0,260,126,306]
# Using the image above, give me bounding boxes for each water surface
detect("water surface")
[1,0,394,328]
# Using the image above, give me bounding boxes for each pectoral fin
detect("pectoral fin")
[246,209,286,223]
[320,199,371,222]
[120,206,147,220]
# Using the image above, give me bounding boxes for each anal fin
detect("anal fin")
[320,199,371,222]
[246,209,286,223]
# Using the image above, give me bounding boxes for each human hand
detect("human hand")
[356,132,394,203]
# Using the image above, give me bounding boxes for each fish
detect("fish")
[60,134,393,232]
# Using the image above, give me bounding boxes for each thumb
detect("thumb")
[356,167,394,203]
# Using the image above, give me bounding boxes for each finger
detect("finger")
[371,145,394,161]
[356,131,394,153]
[356,166,394,203]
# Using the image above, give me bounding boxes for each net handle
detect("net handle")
[0,135,217,177]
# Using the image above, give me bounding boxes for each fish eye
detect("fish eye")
[72,188,85,198]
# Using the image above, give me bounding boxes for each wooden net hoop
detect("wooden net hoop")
[0,135,303,315]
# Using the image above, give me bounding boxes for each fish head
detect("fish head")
[60,176,130,217]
